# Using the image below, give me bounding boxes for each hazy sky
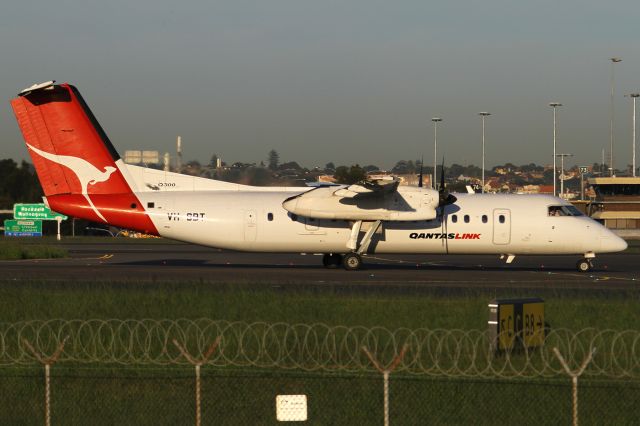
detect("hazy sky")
[2,1,640,171]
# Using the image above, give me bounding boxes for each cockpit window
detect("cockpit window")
[548,205,584,217]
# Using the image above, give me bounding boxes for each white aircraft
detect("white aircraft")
[10,81,627,272]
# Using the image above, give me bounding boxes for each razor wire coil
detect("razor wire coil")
[0,319,638,378]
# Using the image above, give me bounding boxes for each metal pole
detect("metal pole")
[45,364,51,426]
[172,337,221,426]
[554,106,557,197]
[479,112,491,193]
[629,94,640,177]
[561,155,565,197]
[553,347,596,426]
[383,371,390,426]
[362,345,408,426]
[610,58,622,176]
[22,337,68,426]
[482,117,485,193]
[549,103,562,197]
[556,154,573,199]
[432,118,442,189]
[195,364,201,426]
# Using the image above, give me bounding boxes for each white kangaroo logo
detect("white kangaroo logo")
[27,143,117,222]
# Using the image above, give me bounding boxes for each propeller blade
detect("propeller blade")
[418,155,424,188]
[437,160,457,222]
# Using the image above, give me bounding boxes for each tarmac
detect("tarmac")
[2,241,639,295]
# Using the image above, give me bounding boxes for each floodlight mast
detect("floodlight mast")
[549,102,563,197]
[432,117,442,189]
[610,57,622,176]
[478,112,491,193]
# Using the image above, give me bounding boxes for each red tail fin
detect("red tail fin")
[10,82,157,234]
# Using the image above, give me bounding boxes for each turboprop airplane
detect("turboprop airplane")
[10,81,627,272]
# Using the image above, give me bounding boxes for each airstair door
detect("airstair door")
[492,209,511,245]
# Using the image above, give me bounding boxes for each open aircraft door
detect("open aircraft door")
[492,209,511,245]
[244,210,257,241]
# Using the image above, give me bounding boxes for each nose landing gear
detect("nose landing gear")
[576,257,594,272]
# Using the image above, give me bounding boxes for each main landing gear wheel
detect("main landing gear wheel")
[576,259,593,273]
[322,253,343,269]
[343,253,363,271]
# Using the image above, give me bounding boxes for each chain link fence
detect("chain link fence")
[0,320,638,424]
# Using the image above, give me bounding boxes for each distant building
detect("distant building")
[538,185,553,194]
[123,150,160,166]
[586,177,640,234]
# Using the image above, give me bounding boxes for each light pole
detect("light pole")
[610,57,622,176]
[556,153,573,198]
[432,117,442,189]
[478,112,491,193]
[627,93,640,177]
[549,102,562,197]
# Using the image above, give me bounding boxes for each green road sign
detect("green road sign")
[3,219,43,237]
[13,203,67,220]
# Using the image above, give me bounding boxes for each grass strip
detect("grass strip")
[0,280,638,330]
[0,241,67,260]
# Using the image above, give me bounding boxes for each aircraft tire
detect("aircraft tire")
[576,259,592,273]
[343,253,363,271]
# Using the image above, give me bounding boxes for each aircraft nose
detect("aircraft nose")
[599,230,628,253]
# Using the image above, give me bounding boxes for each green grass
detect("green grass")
[1,235,181,245]
[0,280,638,331]
[0,241,67,260]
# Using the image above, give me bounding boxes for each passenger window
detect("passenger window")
[499,215,505,224]
[451,215,458,223]
[464,215,470,223]
[267,213,274,221]
[482,215,488,223]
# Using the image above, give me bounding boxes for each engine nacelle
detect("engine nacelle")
[282,186,439,221]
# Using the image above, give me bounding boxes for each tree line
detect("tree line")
[0,159,42,209]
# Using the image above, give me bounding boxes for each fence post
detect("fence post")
[22,336,69,426]
[173,336,222,426]
[362,344,408,426]
[553,347,596,426]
